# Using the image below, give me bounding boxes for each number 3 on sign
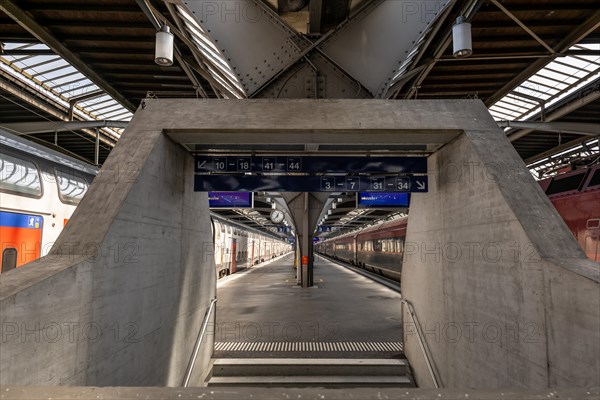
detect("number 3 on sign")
[321,177,335,191]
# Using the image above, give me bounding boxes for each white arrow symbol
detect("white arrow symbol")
[417,181,426,190]
[198,160,207,169]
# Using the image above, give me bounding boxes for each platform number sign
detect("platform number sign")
[346,177,360,190]
[213,157,227,171]
[371,177,385,191]
[396,177,410,192]
[237,157,251,172]
[262,157,277,171]
[321,177,336,191]
[287,157,302,172]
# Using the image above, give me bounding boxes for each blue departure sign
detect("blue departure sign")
[195,155,427,174]
[208,192,254,208]
[357,192,410,208]
[195,175,428,192]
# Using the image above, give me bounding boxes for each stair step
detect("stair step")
[207,375,413,387]
[211,358,407,377]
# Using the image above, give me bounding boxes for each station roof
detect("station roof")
[1,0,599,237]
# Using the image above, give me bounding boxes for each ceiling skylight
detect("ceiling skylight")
[489,43,600,122]
[0,42,133,139]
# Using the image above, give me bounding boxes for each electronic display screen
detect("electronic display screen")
[208,192,253,209]
[356,192,410,208]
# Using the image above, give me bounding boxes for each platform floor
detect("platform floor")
[214,254,404,358]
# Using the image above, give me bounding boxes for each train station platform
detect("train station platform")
[213,254,404,359]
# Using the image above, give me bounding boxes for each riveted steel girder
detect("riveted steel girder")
[180,0,450,98]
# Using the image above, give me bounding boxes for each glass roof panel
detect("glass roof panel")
[79,94,113,108]
[0,42,133,140]
[489,42,600,123]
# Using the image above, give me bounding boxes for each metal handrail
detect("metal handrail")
[182,297,217,387]
[401,299,443,388]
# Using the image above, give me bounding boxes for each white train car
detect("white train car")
[212,214,292,278]
[0,129,97,274]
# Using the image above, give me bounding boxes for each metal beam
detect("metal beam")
[436,52,556,61]
[181,0,448,98]
[0,76,116,149]
[69,89,105,103]
[525,137,600,167]
[485,9,600,107]
[498,121,599,136]
[1,120,129,135]
[508,87,600,142]
[0,0,136,111]
[2,49,56,56]
[489,0,555,54]
[0,74,66,121]
[322,0,448,97]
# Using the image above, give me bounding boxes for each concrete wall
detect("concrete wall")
[0,112,216,386]
[402,127,600,388]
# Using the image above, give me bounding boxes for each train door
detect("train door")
[231,238,237,274]
[584,218,599,262]
[250,235,255,265]
[225,224,232,274]
[0,211,43,273]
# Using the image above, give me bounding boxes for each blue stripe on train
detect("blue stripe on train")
[0,211,43,229]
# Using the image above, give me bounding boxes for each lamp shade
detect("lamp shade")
[155,25,174,66]
[452,16,472,58]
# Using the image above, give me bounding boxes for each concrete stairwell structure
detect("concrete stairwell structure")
[403,111,600,389]
[0,108,216,386]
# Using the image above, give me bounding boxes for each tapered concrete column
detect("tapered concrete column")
[0,108,216,386]
[283,192,328,287]
[402,128,600,389]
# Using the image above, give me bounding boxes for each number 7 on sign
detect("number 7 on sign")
[346,177,360,191]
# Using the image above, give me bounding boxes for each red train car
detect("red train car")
[540,164,600,262]
[317,217,408,282]
[354,218,408,281]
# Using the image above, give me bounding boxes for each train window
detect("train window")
[374,239,382,252]
[546,172,586,195]
[0,153,43,197]
[54,169,89,205]
[588,168,600,188]
[397,238,404,254]
[1,248,18,274]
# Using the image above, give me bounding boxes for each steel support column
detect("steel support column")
[95,128,100,166]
